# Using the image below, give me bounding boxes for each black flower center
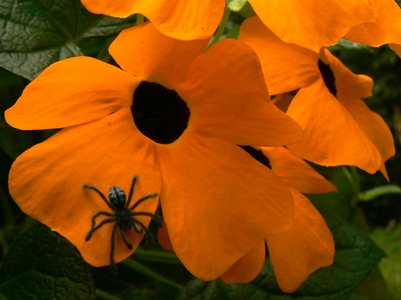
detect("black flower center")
[318,59,337,97]
[132,81,190,144]
[240,146,271,169]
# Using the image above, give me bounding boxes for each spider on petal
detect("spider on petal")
[83,176,160,269]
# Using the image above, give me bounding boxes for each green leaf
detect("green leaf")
[0,0,135,79]
[0,223,95,299]
[181,221,384,300]
[371,225,401,298]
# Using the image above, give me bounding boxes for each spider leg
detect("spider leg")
[110,222,119,274]
[119,227,133,249]
[85,218,115,241]
[125,176,138,208]
[130,219,155,248]
[83,184,114,210]
[89,211,114,230]
[129,193,159,211]
[131,212,162,225]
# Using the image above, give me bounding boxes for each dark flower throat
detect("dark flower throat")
[132,81,190,144]
[318,59,337,97]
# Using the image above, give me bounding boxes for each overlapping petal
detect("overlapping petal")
[179,38,302,146]
[261,147,336,194]
[321,48,373,98]
[5,57,136,130]
[109,23,208,88]
[287,80,383,173]
[220,241,265,284]
[345,0,401,47]
[81,0,225,40]
[8,109,161,266]
[157,133,293,279]
[266,190,334,292]
[239,17,319,95]
[248,0,376,51]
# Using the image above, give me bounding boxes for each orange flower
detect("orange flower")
[239,17,395,176]
[345,0,401,48]
[80,0,225,40]
[6,23,302,279]
[247,0,376,51]
[220,147,336,293]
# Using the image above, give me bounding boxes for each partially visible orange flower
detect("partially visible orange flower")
[345,0,401,48]
[220,147,336,293]
[6,23,302,279]
[80,0,225,40]
[239,17,395,176]
[247,0,376,51]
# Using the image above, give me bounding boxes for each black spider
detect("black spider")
[83,176,159,269]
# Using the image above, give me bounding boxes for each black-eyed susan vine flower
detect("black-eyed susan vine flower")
[5,23,303,280]
[159,146,336,292]
[220,147,336,292]
[239,17,395,176]
[79,0,226,40]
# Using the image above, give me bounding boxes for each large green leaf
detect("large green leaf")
[0,223,95,299]
[180,221,385,300]
[0,0,135,79]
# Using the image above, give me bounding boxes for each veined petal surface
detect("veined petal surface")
[179,38,302,146]
[8,109,161,266]
[81,0,225,40]
[287,80,383,173]
[345,0,401,47]
[261,147,336,194]
[248,0,376,51]
[266,190,334,293]
[157,133,293,280]
[5,57,135,130]
[239,17,319,95]
[220,241,265,284]
[109,23,208,88]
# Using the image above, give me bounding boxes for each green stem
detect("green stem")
[123,259,183,290]
[208,6,231,48]
[133,248,180,264]
[136,14,145,25]
[358,185,401,202]
[96,289,120,300]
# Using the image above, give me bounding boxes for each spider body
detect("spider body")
[83,176,159,269]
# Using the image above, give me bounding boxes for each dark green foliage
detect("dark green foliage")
[180,220,385,300]
[0,0,135,79]
[0,224,95,300]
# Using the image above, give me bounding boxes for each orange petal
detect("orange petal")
[109,22,208,88]
[8,109,161,266]
[220,241,265,284]
[321,48,373,99]
[5,57,135,130]
[287,80,382,173]
[338,96,395,175]
[345,0,401,47]
[158,223,174,252]
[179,38,302,146]
[81,0,225,40]
[261,147,337,194]
[239,17,319,95]
[266,190,334,293]
[157,133,293,280]
[248,0,376,51]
